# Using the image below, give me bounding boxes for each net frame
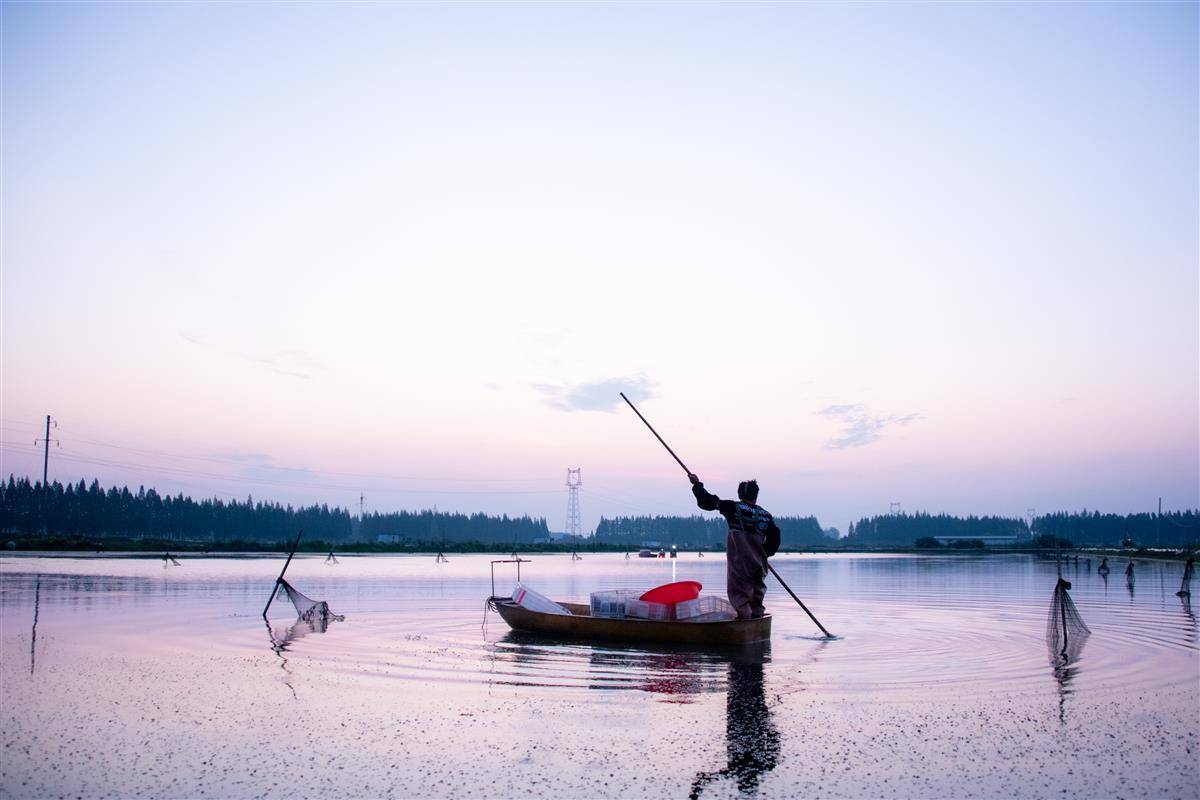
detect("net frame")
[1046,547,1089,666]
[1046,577,1090,665]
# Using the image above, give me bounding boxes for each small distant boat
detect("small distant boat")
[491,600,771,646]
[637,549,656,558]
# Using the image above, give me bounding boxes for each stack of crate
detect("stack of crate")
[624,598,675,621]
[589,589,642,619]
[675,595,737,622]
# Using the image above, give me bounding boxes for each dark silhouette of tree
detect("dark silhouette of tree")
[0,475,548,545]
[592,514,832,548]
[845,512,1027,547]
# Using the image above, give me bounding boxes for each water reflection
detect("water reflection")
[1050,650,1082,726]
[265,615,339,700]
[497,636,786,795]
[1177,557,1194,598]
[588,648,708,699]
[690,643,778,798]
[30,575,41,675]
[493,632,733,695]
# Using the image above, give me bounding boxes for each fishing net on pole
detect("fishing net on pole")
[276,578,343,624]
[1046,577,1089,664]
[163,553,180,566]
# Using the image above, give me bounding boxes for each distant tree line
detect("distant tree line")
[846,513,1028,547]
[1,476,351,542]
[1034,510,1199,548]
[593,514,833,549]
[359,509,548,546]
[0,476,548,546]
[4,474,1196,551]
[850,509,1199,548]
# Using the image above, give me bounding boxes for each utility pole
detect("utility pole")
[33,415,59,536]
[36,415,59,487]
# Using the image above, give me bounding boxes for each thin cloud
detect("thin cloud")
[210,451,319,484]
[210,451,274,465]
[238,464,320,484]
[535,375,657,413]
[817,404,923,449]
[178,329,322,380]
[244,348,322,380]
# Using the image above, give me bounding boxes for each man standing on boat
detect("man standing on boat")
[688,474,781,619]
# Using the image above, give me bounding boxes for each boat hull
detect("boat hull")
[492,600,771,645]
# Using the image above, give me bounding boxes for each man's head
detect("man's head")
[737,479,759,503]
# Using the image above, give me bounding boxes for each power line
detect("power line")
[48,424,558,484]
[0,443,562,497]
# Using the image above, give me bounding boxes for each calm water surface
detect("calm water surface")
[1,553,1196,799]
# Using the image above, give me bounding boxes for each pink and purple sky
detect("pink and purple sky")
[2,2,1197,534]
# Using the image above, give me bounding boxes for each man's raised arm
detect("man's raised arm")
[688,473,720,511]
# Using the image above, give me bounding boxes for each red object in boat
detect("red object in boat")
[639,581,702,604]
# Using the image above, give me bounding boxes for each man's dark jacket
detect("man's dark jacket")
[692,482,780,618]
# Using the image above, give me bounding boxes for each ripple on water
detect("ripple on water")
[4,555,1197,702]
[2,554,1196,800]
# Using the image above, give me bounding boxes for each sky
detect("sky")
[2,2,1197,536]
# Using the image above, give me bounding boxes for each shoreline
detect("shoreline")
[2,546,1194,561]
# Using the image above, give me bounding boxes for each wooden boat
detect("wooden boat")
[491,600,771,646]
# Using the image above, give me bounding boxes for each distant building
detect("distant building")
[377,533,404,544]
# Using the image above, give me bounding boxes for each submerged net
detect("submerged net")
[276,578,344,624]
[1046,577,1090,664]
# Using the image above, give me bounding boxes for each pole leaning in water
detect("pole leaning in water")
[263,529,304,619]
[766,563,832,638]
[618,392,834,638]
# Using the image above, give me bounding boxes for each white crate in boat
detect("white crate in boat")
[512,583,571,615]
[675,595,736,622]
[589,589,641,619]
[625,598,675,621]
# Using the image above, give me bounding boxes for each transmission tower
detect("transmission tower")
[565,468,583,537]
[889,501,901,515]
